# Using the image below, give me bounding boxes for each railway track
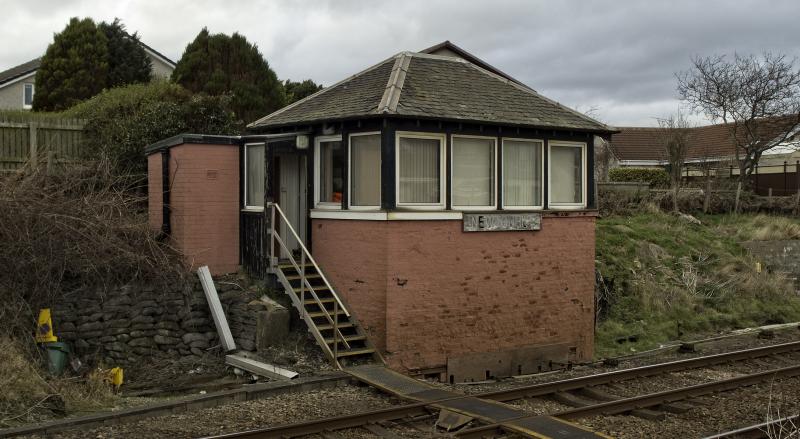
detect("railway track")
[201,340,800,439]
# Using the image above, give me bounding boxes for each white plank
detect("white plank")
[225,354,299,380]
[197,266,236,352]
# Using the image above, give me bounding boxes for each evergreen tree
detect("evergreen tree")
[33,17,109,111]
[172,28,286,122]
[100,19,151,88]
[284,79,323,104]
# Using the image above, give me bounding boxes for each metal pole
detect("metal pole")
[269,203,276,270]
[785,161,788,196]
[300,251,306,320]
[333,300,339,367]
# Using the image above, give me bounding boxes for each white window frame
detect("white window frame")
[450,134,497,211]
[313,134,343,210]
[548,140,587,210]
[243,142,266,211]
[22,83,34,109]
[395,131,447,210]
[347,131,382,211]
[500,137,545,211]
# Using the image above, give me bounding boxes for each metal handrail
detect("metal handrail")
[267,202,353,364]
[268,202,350,317]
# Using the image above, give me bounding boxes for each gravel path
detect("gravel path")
[38,385,394,439]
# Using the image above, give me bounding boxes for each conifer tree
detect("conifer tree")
[284,79,323,104]
[100,19,151,88]
[33,18,109,111]
[172,28,286,122]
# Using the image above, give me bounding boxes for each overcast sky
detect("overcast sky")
[2,0,799,126]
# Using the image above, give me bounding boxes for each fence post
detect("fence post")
[29,122,38,167]
[785,161,788,196]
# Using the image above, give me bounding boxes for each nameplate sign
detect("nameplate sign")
[463,213,542,232]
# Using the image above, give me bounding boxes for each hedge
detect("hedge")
[609,167,670,188]
[66,81,240,174]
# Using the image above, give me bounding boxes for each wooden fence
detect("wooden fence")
[0,114,86,172]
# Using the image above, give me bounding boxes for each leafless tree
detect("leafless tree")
[677,52,800,188]
[657,112,693,212]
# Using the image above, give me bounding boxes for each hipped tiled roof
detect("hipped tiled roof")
[612,117,799,163]
[249,50,612,133]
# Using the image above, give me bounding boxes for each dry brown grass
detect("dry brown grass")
[0,161,186,338]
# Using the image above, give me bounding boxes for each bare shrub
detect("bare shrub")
[0,161,186,337]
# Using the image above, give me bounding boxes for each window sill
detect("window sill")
[310,209,599,220]
[241,207,265,213]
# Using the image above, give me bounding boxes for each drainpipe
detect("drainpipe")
[161,149,171,236]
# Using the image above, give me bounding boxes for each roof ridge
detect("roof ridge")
[248,53,401,127]
[377,52,411,114]
[459,60,613,132]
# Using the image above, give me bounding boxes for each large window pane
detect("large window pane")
[24,84,34,107]
[318,140,343,204]
[245,144,265,207]
[350,134,381,207]
[502,140,542,207]
[452,137,494,207]
[398,137,441,204]
[550,144,584,205]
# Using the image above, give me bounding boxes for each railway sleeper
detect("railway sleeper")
[555,390,668,421]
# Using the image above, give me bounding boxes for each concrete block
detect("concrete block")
[252,296,290,351]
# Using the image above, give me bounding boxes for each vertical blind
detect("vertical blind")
[452,137,494,207]
[550,145,583,204]
[350,134,381,206]
[319,140,343,203]
[245,144,265,207]
[399,137,441,204]
[502,140,542,207]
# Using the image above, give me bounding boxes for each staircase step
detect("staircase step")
[304,298,335,305]
[324,334,367,344]
[278,262,315,270]
[335,347,375,358]
[307,310,347,319]
[285,274,322,281]
[293,286,330,293]
[317,322,355,331]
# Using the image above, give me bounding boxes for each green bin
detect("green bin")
[43,342,70,376]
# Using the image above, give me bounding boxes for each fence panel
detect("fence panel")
[0,114,86,171]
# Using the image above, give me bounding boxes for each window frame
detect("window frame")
[450,134,498,211]
[313,134,344,210]
[347,131,382,211]
[22,83,34,109]
[547,140,587,210]
[395,131,447,210]
[243,142,266,211]
[500,137,545,211]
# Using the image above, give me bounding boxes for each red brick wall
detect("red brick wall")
[312,215,595,372]
[147,143,240,275]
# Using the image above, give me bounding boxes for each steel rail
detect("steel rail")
[702,415,800,439]
[454,364,800,438]
[199,341,800,439]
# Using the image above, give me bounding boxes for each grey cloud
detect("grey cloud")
[1,0,798,125]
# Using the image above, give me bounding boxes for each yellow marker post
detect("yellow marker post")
[35,308,58,343]
[756,261,762,274]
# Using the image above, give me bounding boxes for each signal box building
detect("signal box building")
[147,42,614,380]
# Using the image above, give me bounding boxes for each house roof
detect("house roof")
[249,45,613,133]
[0,36,175,90]
[0,58,41,87]
[612,117,800,163]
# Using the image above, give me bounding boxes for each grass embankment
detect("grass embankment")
[596,211,800,357]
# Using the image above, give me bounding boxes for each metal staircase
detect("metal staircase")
[267,202,382,368]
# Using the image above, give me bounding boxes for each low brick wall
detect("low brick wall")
[51,277,261,365]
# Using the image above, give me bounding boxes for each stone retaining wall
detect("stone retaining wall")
[51,276,264,365]
[742,240,800,291]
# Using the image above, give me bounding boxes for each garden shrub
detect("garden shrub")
[609,167,671,188]
[66,81,240,174]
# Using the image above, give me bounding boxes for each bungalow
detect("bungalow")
[611,121,800,195]
[146,41,614,379]
[0,40,175,110]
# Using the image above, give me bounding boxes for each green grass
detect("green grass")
[596,211,800,357]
